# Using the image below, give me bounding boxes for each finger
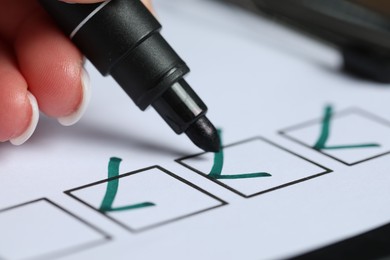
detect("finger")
[14,10,90,124]
[0,0,39,41]
[0,40,38,144]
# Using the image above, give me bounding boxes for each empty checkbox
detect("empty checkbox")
[0,199,109,260]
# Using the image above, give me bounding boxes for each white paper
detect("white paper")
[1,0,390,259]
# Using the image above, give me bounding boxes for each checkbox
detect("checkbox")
[279,107,390,165]
[0,199,109,260]
[176,137,331,198]
[66,166,226,233]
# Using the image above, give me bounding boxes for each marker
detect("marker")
[39,0,220,152]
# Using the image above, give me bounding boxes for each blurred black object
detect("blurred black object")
[222,0,390,83]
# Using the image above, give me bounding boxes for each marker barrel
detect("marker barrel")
[39,0,195,112]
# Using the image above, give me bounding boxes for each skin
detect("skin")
[0,0,153,143]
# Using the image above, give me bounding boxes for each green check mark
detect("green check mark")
[99,157,155,213]
[313,106,380,151]
[208,130,272,180]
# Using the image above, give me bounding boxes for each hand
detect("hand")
[0,0,153,145]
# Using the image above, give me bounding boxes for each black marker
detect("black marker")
[39,0,220,152]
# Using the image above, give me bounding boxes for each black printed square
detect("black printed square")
[66,166,226,233]
[176,137,331,198]
[279,108,390,166]
[0,198,109,260]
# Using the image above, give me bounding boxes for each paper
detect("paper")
[1,0,390,259]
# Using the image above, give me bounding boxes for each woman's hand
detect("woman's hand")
[0,0,153,145]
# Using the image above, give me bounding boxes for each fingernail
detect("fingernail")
[58,68,91,126]
[10,92,40,146]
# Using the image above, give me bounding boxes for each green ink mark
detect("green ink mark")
[99,157,155,213]
[313,105,380,151]
[214,173,272,179]
[208,140,224,178]
[102,203,155,212]
[313,106,332,150]
[322,144,380,150]
[208,129,271,180]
